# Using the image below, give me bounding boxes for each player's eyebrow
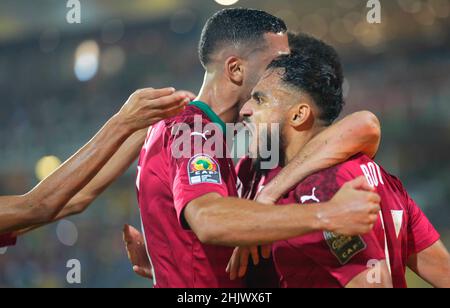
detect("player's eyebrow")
[252,91,266,101]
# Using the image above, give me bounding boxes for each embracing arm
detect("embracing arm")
[259,111,381,203]
[1,88,192,234]
[184,177,380,247]
[55,129,147,219]
[13,130,146,237]
[0,115,133,233]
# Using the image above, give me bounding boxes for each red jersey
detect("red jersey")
[265,154,440,288]
[136,101,245,288]
[237,154,440,288]
[0,233,16,248]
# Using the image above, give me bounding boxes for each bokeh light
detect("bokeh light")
[214,0,240,6]
[74,40,100,82]
[35,156,62,181]
[101,46,126,76]
[56,220,79,247]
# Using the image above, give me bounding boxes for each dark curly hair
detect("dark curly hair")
[269,33,345,125]
[198,8,287,68]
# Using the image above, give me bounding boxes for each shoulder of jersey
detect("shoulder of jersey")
[163,105,212,127]
[296,154,369,189]
[334,153,373,172]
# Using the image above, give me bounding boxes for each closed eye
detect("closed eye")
[252,92,265,105]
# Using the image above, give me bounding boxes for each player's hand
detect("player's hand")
[117,87,196,132]
[123,224,153,279]
[321,176,381,235]
[226,246,260,280]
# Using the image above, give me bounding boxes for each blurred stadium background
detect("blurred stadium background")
[0,0,449,288]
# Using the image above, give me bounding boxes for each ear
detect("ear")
[288,103,313,130]
[224,56,244,85]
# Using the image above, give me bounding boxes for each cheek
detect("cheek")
[252,111,279,128]
[266,111,284,124]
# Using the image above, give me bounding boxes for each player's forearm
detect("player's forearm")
[55,129,147,219]
[408,241,450,288]
[0,115,132,233]
[259,111,381,203]
[185,195,324,247]
[14,130,147,236]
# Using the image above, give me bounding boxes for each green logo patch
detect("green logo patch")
[323,232,367,265]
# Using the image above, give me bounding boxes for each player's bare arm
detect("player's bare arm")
[0,87,192,234]
[16,93,196,237]
[183,177,380,247]
[257,111,381,204]
[407,240,450,288]
[13,129,149,237]
[345,260,393,288]
[58,129,148,218]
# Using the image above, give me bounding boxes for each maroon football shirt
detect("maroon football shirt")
[136,101,245,288]
[0,233,16,248]
[238,154,440,288]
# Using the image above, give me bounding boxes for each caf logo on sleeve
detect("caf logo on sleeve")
[323,232,367,265]
[188,154,222,185]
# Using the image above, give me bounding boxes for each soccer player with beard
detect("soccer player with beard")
[134,9,385,288]
[234,34,450,288]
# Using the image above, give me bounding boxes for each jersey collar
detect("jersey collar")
[189,101,226,133]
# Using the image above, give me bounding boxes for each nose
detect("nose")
[239,101,253,119]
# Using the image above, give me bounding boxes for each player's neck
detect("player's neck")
[284,126,326,166]
[196,72,242,124]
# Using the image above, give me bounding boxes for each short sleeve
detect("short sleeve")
[288,230,385,287]
[291,165,386,287]
[406,195,440,257]
[169,123,234,227]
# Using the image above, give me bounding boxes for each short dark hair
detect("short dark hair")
[269,34,345,125]
[198,8,287,68]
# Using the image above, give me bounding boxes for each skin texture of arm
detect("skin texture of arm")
[1,88,193,234]
[55,129,147,219]
[0,115,132,233]
[407,240,450,288]
[184,177,381,247]
[14,130,147,236]
[345,260,393,288]
[258,111,381,204]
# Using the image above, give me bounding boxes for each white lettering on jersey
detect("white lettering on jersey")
[391,210,404,239]
[360,162,385,187]
[301,187,320,204]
